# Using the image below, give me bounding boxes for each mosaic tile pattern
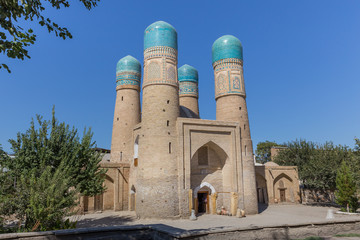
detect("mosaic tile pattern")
[116,71,141,91]
[143,46,178,89]
[144,46,177,61]
[116,55,141,91]
[167,66,176,81]
[147,62,161,80]
[179,81,198,97]
[213,58,245,99]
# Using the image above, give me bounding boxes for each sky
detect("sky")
[1,1,360,153]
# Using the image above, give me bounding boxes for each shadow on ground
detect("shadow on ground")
[75,215,135,228]
[258,203,268,213]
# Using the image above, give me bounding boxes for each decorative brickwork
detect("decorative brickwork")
[142,46,178,89]
[213,58,245,99]
[179,81,198,97]
[116,71,141,91]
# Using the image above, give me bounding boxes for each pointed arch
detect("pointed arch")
[274,173,293,184]
[194,182,216,197]
[191,140,228,160]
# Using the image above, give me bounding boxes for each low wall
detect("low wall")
[0,220,359,240]
[301,189,336,205]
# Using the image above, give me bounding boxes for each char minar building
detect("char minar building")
[82,21,300,218]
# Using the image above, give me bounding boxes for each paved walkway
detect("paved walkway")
[73,204,360,232]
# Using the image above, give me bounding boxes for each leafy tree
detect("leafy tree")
[335,161,359,212]
[0,0,99,73]
[0,107,106,231]
[255,141,283,164]
[274,139,354,190]
[351,138,360,187]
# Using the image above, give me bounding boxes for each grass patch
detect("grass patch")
[335,233,360,237]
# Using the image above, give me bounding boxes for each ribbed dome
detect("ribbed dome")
[178,64,198,83]
[212,35,243,63]
[116,55,141,73]
[144,21,177,50]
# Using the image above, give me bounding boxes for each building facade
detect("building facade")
[83,21,299,218]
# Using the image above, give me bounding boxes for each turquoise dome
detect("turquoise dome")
[144,21,177,50]
[212,35,243,63]
[178,64,198,83]
[116,55,141,73]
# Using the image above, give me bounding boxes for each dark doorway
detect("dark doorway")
[197,192,209,213]
[280,189,286,202]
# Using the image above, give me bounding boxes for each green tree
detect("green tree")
[274,139,353,190]
[255,141,282,164]
[335,161,359,212]
[0,107,106,231]
[0,0,99,73]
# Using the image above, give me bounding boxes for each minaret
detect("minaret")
[110,56,141,162]
[136,21,180,218]
[212,35,258,214]
[178,64,200,118]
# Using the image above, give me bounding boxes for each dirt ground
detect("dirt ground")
[70,204,360,239]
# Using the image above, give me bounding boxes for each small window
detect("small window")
[239,107,241,110]
[198,146,208,165]
[169,142,172,153]
[245,145,247,156]
[167,100,170,104]
[121,96,123,101]
[244,124,246,130]
[167,120,169,126]
[120,152,123,161]
[117,118,119,121]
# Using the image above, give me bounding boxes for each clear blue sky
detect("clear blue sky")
[1,1,360,153]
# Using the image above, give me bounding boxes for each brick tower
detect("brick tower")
[178,64,199,118]
[110,55,141,162]
[136,21,180,218]
[212,35,258,214]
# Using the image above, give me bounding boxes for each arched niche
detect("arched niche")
[194,182,216,197]
[273,173,293,203]
[103,174,115,210]
[190,141,232,213]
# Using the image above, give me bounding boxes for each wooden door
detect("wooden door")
[280,189,286,202]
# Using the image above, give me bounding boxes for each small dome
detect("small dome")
[212,35,243,63]
[116,55,141,73]
[178,64,198,83]
[264,161,279,167]
[144,21,177,50]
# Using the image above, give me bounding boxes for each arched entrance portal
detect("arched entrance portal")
[274,173,294,203]
[194,182,216,214]
[190,141,231,214]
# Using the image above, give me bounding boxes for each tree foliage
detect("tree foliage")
[0,0,99,73]
[274,139,357,190]
[0,108,106,231]
[335,161,359,212]
[255,141,283,163]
